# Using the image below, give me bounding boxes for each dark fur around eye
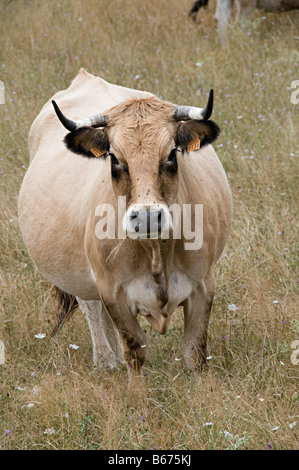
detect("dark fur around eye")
[110,153,129,179]
[159,149,178,175]
[109,153,119,165]
[167,148,177,162]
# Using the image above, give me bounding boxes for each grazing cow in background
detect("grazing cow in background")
[18,69,232,376]
[189,0,299,31]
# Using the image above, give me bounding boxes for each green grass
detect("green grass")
[0,0,298,450]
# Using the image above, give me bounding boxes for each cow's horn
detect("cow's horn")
[52,100,108,131]
[173,89,214,121]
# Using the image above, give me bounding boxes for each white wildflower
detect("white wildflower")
[288,421,296,429]
[44,427,56,435]
[34,333,46,339]
[69,344,79,350]
[32,386,40,396]
[271,426,280,431]
[228,304,237,311]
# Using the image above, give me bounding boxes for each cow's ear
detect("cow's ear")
[177,120,220,153]
[64,127,110,158]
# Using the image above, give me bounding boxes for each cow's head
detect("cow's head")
[52,91,220,239]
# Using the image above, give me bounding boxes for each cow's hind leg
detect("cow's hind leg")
[183,268,215,372]
[236,0,256,19]
[50,286,78,337]
[77,298,125,369]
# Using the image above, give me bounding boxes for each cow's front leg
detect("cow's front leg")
[101,290,148,374]
[183,268,215,372]
[77,298,125,369]
[214,0,233,33]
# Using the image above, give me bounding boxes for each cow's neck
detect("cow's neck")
[150,240,177,316]
[150,240,168,312]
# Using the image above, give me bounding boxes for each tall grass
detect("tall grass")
[0,0,298,450]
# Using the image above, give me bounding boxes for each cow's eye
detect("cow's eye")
[110,153,119,165]
[160,148,178,174]
[110,153,129,179]
[167,148,177,163]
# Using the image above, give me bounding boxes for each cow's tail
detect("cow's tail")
[188,0,210,21]
[50,286,78,337]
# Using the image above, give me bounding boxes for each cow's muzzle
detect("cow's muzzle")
[123,204,173,239]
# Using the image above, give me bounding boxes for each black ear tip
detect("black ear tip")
[203,120,221,146]
[209,119,221,138]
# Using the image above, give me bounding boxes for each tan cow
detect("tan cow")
[189,0,299,31]
[18,69,232,375]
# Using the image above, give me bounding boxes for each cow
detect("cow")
[189,0,299,31]
[18,69,232,378]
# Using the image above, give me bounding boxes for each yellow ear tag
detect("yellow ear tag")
[187,138,201,153]
[90,147,107,158]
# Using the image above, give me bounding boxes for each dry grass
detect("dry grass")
[0,0,298,450]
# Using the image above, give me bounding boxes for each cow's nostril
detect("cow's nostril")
[156,210,162,230]
[125,206,168,238]
[130,211,139,221]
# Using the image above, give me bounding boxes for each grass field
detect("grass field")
[0,0,298,450]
